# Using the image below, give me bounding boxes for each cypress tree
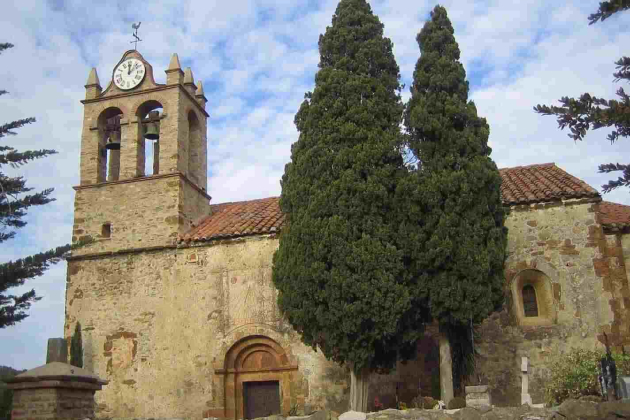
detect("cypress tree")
[273,0,429,405]
[70,322,83,368]
[404,5,507,389]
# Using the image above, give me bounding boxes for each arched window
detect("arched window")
[511,268,556,326]
[522,285,538,317]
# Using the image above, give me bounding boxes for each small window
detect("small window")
[522,285,538,317]
[102,223,111,238]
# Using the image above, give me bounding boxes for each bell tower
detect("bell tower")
[72,50,210,254]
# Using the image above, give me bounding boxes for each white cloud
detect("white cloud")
[1,0,630,369]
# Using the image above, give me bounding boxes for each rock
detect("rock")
[451,407,482,420]
[309,411,328,420]
[474,406,492,414]
[597,400,630,418]
[480,412,500,420]
[339,411,367,420]
[556,399,598,419]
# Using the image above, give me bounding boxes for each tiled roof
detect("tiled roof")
[598,201,630,229]
[181,163,603,243]
[499,163,600,205]
[180,197,284,243]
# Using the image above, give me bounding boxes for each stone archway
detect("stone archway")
[212,335,298,419]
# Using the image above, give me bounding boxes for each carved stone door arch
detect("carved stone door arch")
[212,335,298,419]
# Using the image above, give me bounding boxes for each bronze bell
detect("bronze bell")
[143,111,160,141]
[105,130,121,150]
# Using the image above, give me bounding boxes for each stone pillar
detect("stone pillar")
[45,338,67,364]
[521,356,532,405]
[153,140,160,175]
[6,362,107,420]
[439,332,454,406]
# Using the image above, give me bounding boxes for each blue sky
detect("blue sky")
[1,0,629,369]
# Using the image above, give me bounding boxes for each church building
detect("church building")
[65,50,630,419]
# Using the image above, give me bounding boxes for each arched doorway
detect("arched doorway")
[213,335,298,419]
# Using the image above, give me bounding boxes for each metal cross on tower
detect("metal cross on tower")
[131,22,142,50]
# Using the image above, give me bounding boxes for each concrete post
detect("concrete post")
[439,332,454,406]
[45,338,67,364]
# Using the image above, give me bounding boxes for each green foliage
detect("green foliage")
[588,0,630,24]
[0,387,12,420]
[0,42,79,329]
[411,395,437,410]
[403,5,507,388]
[447,396,466,409]
[0,366,25,420]
[70,322,83,368]
[544,348,630,406]
[534,5,630,193]
[273,0,430,374]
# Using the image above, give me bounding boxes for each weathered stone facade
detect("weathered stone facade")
[65,51,630,419]
[472,199,630,406]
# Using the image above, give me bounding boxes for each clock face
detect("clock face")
[113,58,145,90]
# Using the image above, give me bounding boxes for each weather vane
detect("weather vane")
[131,22,142,50]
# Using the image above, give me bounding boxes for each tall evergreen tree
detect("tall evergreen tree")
[70,322,83,368]
[0,43,74,328]
[273,0,430,409]
[403,5,507,391]
[534,2,630,193]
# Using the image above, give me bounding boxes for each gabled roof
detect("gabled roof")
[180,197,284,243]
[598,201,630,230]
[499,163,599,205]
[180,163,607,243]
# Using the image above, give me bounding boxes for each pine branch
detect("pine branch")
[0,148,57,167]
[599,163,630,193]
[588,0,630,24]
[0,289,40,329]
[0,118,36,139]
[0,43,13,54]
[0,240,94,328]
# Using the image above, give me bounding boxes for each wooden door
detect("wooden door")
[244,381,281,419]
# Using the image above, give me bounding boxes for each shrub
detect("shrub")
[412,395,437,409]
[422,396,437,409]
[544,348,630,406]
[447,397,466,409]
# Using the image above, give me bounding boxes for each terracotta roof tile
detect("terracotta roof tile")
[181,163,604,243]
[598,201,630,229]
[499,163,599,205]
[180,197,284,243]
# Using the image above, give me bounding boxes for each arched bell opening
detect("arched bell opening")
[187,110,201,185]
[136,100,164,176]
[97,107,124,183]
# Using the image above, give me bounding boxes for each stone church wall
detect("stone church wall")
[66,235,349,420]
[473,199,630,406]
